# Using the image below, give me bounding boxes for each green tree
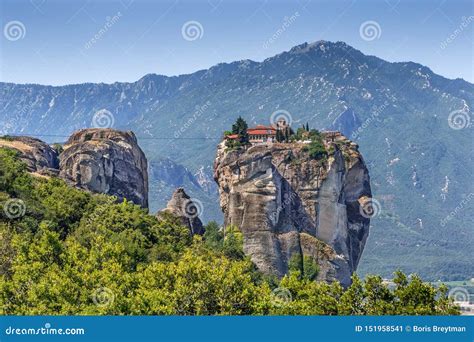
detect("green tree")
[231,116,249,144]
[203,221,223,252]
[276,129,283,142]
[223,225,244,260]
[0,148,461,316]
[288,254,319,281]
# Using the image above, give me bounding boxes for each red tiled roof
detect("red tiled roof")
[224,125,277,139]
[253,125,276,130]
[248,125,276,135]
[248,129,276,135]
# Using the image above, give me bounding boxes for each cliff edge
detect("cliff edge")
[213,133,371,286]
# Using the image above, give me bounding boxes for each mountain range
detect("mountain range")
[0,40,472,280]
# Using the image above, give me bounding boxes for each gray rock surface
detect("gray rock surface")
[0,136,59,176]
[59,128,148,208]
[158,187,205,235]
[213,134,371,287]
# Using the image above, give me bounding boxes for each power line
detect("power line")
[1,133,222,140]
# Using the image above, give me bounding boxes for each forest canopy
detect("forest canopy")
[0,148,460,315]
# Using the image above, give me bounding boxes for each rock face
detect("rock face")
[158,187,204,235]
[213,134,371,287]
[59,128,148,208]
[0,136,59,175]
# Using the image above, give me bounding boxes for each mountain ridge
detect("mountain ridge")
[2,41,473,88]
[0,39,472,280]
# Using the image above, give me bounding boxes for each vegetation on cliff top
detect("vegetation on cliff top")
[224,117,328,160]
[0,148,460,315]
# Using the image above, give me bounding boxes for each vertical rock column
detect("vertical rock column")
[59,128,149,208]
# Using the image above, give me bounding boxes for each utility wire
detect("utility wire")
[1,133,222,140]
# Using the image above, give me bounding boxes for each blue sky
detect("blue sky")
[0,0,473,85]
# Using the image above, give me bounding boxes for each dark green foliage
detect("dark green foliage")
[302,256,319,281]
[282,126,294,142]
[299,130,327,160]
[231,116,249,144]
[307,139,326,159]
[203,221,223,251]
[225,139,242,150]
[0,148,32,197]
[276,129,284,142]
[35,178,93,237]
[203,222,244,260]
[222,225,245,260]
[288,253,319,281]
[288,253,303,274]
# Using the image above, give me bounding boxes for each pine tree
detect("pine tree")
[231,116,249,144]
[284,127,290,142]
[276,129,282,142]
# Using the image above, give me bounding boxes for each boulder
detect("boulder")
[0,136,59,176]
[59,128,148,208]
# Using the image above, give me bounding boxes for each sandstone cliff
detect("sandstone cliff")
[213,134,371,287]
[0,136,59,176]
[158,187,205,235]
[59,129,149,208]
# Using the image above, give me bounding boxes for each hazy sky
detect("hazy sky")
[1,0,473,85]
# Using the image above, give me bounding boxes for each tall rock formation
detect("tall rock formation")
[213,133,371,287]
[0,136,59,176]
[158,187,205,235]
[59,128,149,208]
